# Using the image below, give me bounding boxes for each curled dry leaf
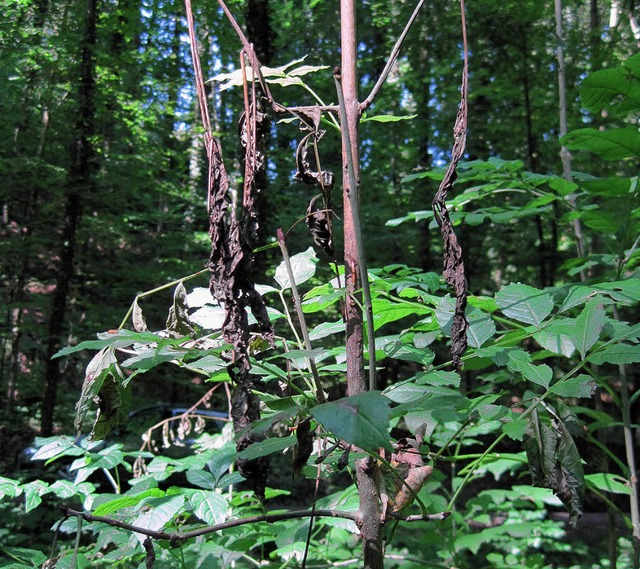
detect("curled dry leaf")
[306,194,334,258]
[379,435,433,516]
[132,300,148,332]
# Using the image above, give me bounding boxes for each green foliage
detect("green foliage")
[2,5,640,569]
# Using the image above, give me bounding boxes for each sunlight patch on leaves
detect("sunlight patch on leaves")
[275,247,318,290]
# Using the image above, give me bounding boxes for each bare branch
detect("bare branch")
[277,228,325,403]
[391,511,451,523]
[215,0,277,108]
[65,507,359,543]
[360,0,427,112]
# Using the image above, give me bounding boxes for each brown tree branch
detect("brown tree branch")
[277,228,325,403]
[360,0,427,112]
[65,507,360,543]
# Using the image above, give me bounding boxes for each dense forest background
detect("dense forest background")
[1,0,639,567]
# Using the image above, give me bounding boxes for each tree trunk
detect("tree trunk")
[341,0,366,399]
[41,0,97,435]
[339,2,384,568]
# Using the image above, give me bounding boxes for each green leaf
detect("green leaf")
[579,66,640,115]
[186,469,217,490]
[583,177,635,197]
[534,328,575,358]
[22,480,50,513]
[311,392,392,453]
[31,436,85,462]
[561,126,640,160]
[207,445,236,485]
[49,480,81,499]
[454,531,487,555]
[520,363,553,389]
[495,283,554,327]
[570,298,606,359]
[580,210,620,233]
[189,490,227,525]
[625,52,640,76]
[502,419,527,441]
[74,347,119,433]
[477,452,527,480]
[93,489,166,516]
[54,330,162,358]
[211,57,328,90]
[361,113,417,123]
[383,341,435,366]
[308,320,345,341]
[506,348,532,372]
[550,374,597,398]
[371,297,431,330]
[466,308,496,348]
[237,436,297,460]
[384,383,429,404]
[0,547,47,567]
[589,343,640,365]
[561,280,640,312]
[0,477,22,500]
[548,176,579,196]
[128,495,185,545]
[415,370,461,387]
[302,287,345,313]
[275,247,318,290]
[585,473,630,495]
[121,345,186,370]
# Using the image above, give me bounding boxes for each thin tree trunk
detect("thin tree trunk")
[339,2,383,568]
[554,0,586,272]
[341,0,365,399]
[41,0,97,435]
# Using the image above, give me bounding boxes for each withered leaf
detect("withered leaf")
[295,132,334,190]
[306,194,334,258]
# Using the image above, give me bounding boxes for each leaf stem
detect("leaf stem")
[117,269,209,330]
[277,229,325,404]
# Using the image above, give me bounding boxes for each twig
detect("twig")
[360,0,427,111]
[118,269,208,330]
[65,507,359,542]
[138,384,224,455]
[47,515,71,568]
[334,70,377,391]
[554,0,586,273]
[391,511,451,523]
[612,305,640,562]
[70,515,82,569]
[215,0,275,107]
[184,0,216,209]
[277,228,325,403]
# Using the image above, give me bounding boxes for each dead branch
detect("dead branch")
[360,0,427,111]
